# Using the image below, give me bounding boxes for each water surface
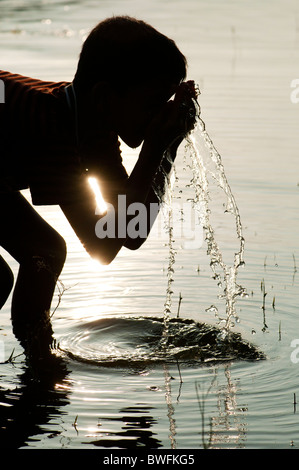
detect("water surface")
[1,0,299,449]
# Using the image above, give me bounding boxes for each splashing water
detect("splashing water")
[186,119,248,336]
[58,89,262,367]
[157,157,177,349]
[58,316,264,366]
[158,90,248,341]
[152,149,178,348]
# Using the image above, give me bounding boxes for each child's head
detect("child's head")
[73,16,187,93]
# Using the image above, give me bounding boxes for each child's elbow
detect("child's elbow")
[99,255,115,265]
[85,240,120,266]
[93,250,117,266]
[124,236,147,251]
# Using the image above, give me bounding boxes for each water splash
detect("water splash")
[185,116,247,335]
[156,90,248,340]
[158,158,177,348]
[151,148,180,348]
[57,316,265,366]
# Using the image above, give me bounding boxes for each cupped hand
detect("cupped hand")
[143,80,200,156]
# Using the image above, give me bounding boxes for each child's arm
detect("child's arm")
[60,82,198,264]
[123,81,198,250]
[60,143,172,265]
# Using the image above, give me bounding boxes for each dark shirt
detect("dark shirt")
[0,70,127,205]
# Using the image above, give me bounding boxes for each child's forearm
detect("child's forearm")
[61,144,177,263]
[122,144,177,250]
[125,143,165,203]
[61,82,197,263]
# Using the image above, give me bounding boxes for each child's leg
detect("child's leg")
[0,255,14,310]
[0,191,66,355]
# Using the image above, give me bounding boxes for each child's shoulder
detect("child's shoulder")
[0,69,69,104]
[0,70,72,141]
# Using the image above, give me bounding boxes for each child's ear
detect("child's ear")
[91,81,114,113]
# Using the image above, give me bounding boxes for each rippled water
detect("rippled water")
[1,0,299,450]
[58,316,264,366]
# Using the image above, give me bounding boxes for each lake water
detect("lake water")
[1,0,299,451]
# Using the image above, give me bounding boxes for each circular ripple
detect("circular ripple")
[57,316,265,367]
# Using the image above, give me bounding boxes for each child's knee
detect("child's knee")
[30,231,67,277]
[50,231,67,270]
[0,255,14,309]
[44,232,66,274]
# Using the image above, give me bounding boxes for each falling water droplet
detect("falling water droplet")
[185,114,247,333]
[155,87,247,344]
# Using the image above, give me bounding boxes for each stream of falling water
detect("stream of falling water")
[155,153,178,349]
[160,108,248,342]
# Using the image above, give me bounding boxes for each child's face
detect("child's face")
[108,80,178,148]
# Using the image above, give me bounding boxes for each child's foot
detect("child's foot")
[12,310,54,361]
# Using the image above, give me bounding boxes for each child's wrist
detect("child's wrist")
[141,139,165,163]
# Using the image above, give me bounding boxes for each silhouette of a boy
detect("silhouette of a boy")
[0,16,197,360]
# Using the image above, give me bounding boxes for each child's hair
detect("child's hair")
[73,16,187,91]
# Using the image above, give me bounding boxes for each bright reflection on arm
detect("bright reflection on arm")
[88,177,107,216]
[88,177,110,271]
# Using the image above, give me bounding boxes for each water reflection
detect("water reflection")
[87,405,162,449]
[83,363,249,449]
[194,365,247,448]
[0,356,70,448]
[163,364,177,449]
[0,350,250,449]
[212,366,248,448]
